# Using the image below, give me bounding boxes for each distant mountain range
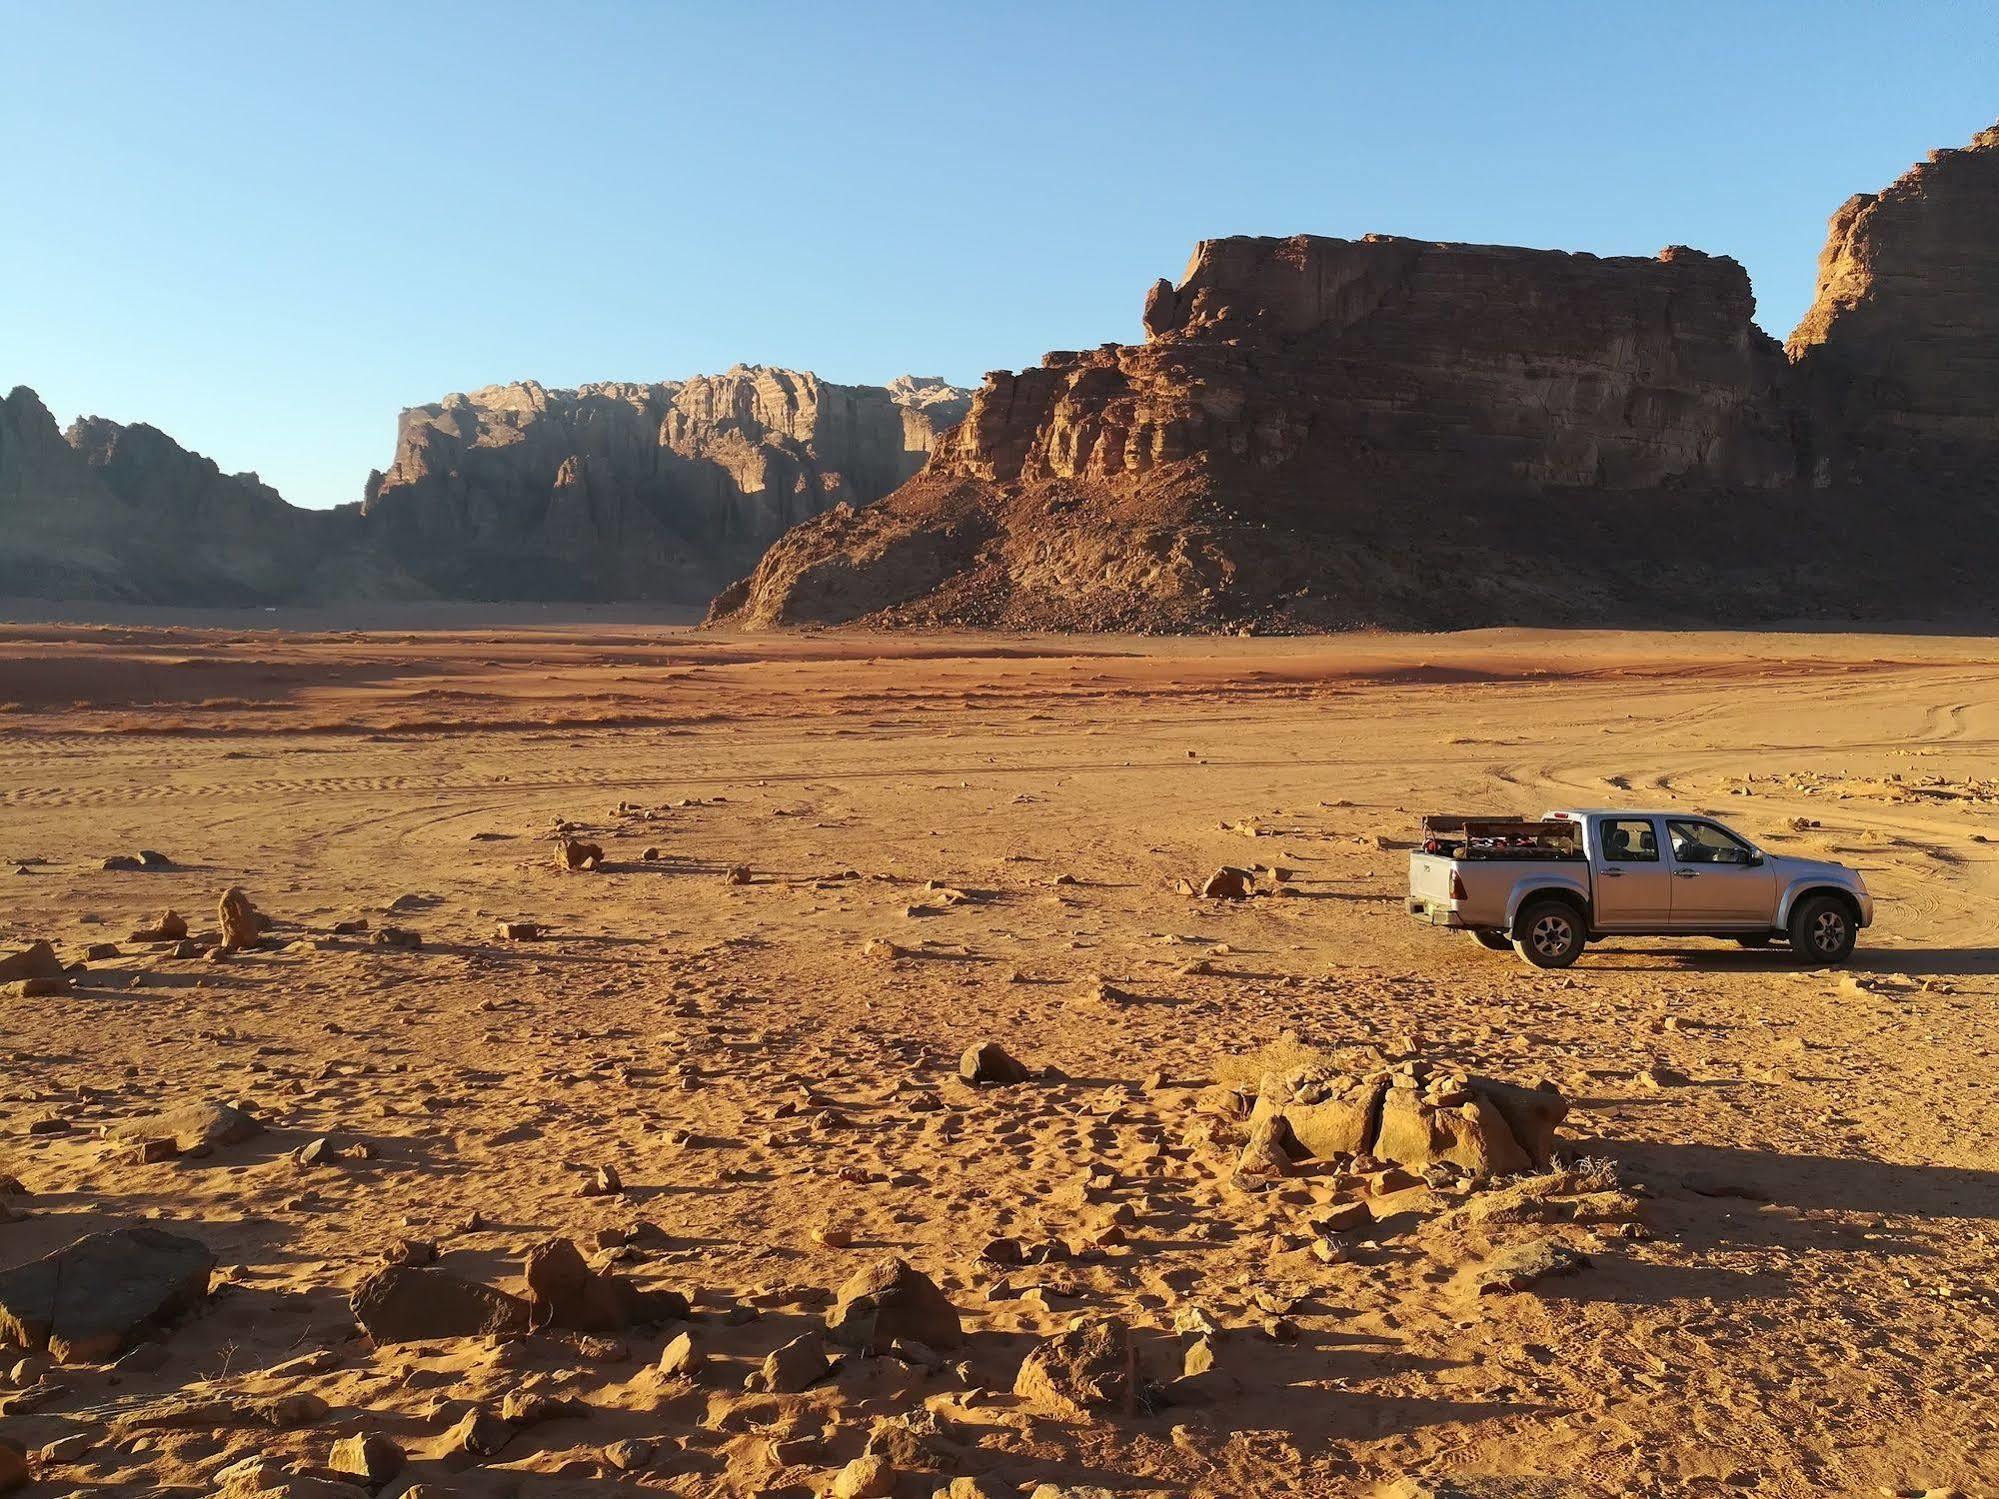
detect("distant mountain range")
[10,118,1999,630]
[0,368,969,605]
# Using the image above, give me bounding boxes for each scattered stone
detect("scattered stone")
[448,1404,512,1458]
[4,977,70,998]
[759,1330,831,1393]
[138,849,173,867]
[0,1226,215,1362]
[959,1041,1030,1085]
[349,1265,532,1343]
[658,1328,706,1379]
[129,911,189,942]
[723,864,752,885]
[1199,866,1253,900]
[605,1437,654,1472]
[0,942,63,985]
[373,927,422,949]
[82,941,121,961]
[38,1432,93,1464]
[381,1237,439,1267]
[329,1432,405,1489]
[825,1257,964,1353]
[558,839,603,872]
[103,854,143,870]
[831,1455,895,1499]
[1013,1316,1149,1418]
[331,918,369,936]
[218,887,272,950]
[494,921,540,941]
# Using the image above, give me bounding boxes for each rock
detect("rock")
[102,854,142,870]
[349,1265,532,1343]
[825,1257,963,1353]
[217,887,271,949]
[1012,1316,1149,1419]
[1476,1239,1591,1295]
[1251,1060,1566,1177]
[113,1098,262,1153]
[328,1432,404,1489]
[494,921,540,941]
[39,1432,93,1463]
[4,977,70,998]
[722,864,752,885]
[1199,867,1253,900]
[0,942,63,984]
[759,1330,831,1393]
[657,1328,706,1379]
[604,1437,654,1472]
[0,1225,215,1362]
[958,1041,1030,1085]
[523,1236,686,1333]
[557,839,603,872]
[82,941,120,961]
[373,927,421,949]
[830,1455,895,1499]
[447,1404,512,1458]
[138,848,173,867]
[129,911,189,942]
[500,1388,585,1425]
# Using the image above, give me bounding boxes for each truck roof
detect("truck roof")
[1546,808,1702,821]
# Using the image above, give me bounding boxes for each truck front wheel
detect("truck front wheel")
[1788,894,1857,966]
[1469,929,1512,952]
[1513,900,1586,969]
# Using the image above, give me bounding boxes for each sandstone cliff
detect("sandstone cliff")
[357,368,970,600]
[1786,124,1999,482]
[710,120,1999,634]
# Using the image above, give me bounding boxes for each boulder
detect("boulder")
[1012,1316,1149,1419]
[522,1236,686,1333]
[217,887,271,950]
[824,1257,963,1353]
[349,1265,532,1343]
[328,1432,404,1489]
[0,1226,215,1362]
[112,1098,262,1153]
[658,1328,706,1379]
[1247,1067,1384,1159]
[557,839,603,872]
[1199,867,1253,900]
[759,1329,831,1393]
[129,911,188,942]
[0,942,63,984]
[958,1041,1029,1085]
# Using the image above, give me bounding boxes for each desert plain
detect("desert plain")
[0,621,1995,1499]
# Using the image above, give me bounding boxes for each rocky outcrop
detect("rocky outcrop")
[1786,124,1999,482]
[357,367,969,601]
[710,118,1999,634]
[0,388,357,603]
[0,369,967,606]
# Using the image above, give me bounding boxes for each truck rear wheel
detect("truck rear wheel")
[1469,929,1512,952]
[1788,894,1857,966]
[1513,899,1585,969]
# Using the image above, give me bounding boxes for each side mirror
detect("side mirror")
[1745,852,1763,867]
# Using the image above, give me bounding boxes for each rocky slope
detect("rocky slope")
[710,120,1999,633]
[0,369,968,606]
[359,368,970,600]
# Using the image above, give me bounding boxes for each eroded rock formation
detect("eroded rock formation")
[358,367,969,600]
[710,119,1999,634]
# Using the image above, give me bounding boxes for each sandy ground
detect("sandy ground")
[0,623,1995,1499]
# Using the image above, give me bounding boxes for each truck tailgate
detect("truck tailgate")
[1409,852,1460,907]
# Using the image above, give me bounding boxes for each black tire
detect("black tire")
[1788,894,1857,966]
[1734,934,1775,948]
[1469,929,1513,952]
[1513,899,1586,969]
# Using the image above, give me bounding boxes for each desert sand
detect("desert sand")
[0,622,1995,1498]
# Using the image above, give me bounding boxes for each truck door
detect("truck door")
[1666,819,1777,928]
[1591,816,1670,928]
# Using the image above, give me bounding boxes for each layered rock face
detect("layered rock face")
[1786,124,1999,481]
[359,367,970,600]
[710,118,1999,633]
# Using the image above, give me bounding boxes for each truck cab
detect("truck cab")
[1407,809,1874,968]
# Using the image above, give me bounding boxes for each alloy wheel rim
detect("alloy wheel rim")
[1531,914,1571,957]
[1812,910,1846,953]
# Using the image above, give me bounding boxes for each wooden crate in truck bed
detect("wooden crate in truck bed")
[1419,815,1582,860]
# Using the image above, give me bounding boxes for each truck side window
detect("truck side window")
[1667,820,1752,864]
[1602,819,1658,861]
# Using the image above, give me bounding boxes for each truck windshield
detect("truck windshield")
[1667,820,1753,864]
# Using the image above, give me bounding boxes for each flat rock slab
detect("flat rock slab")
[0,942,64,985]
[1476,1239,1591,1296]
[0,1226,216,1362]
[350,1265,532,1343]
[112,1099,262,1152]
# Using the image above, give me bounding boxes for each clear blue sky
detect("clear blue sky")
[5,2,1995,509]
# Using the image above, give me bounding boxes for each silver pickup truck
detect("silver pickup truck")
[1407,809,1872,969]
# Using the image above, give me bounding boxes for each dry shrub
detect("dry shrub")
[1213,1031,1335,1090]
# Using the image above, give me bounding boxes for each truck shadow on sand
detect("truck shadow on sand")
[1577,942,1999,977]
